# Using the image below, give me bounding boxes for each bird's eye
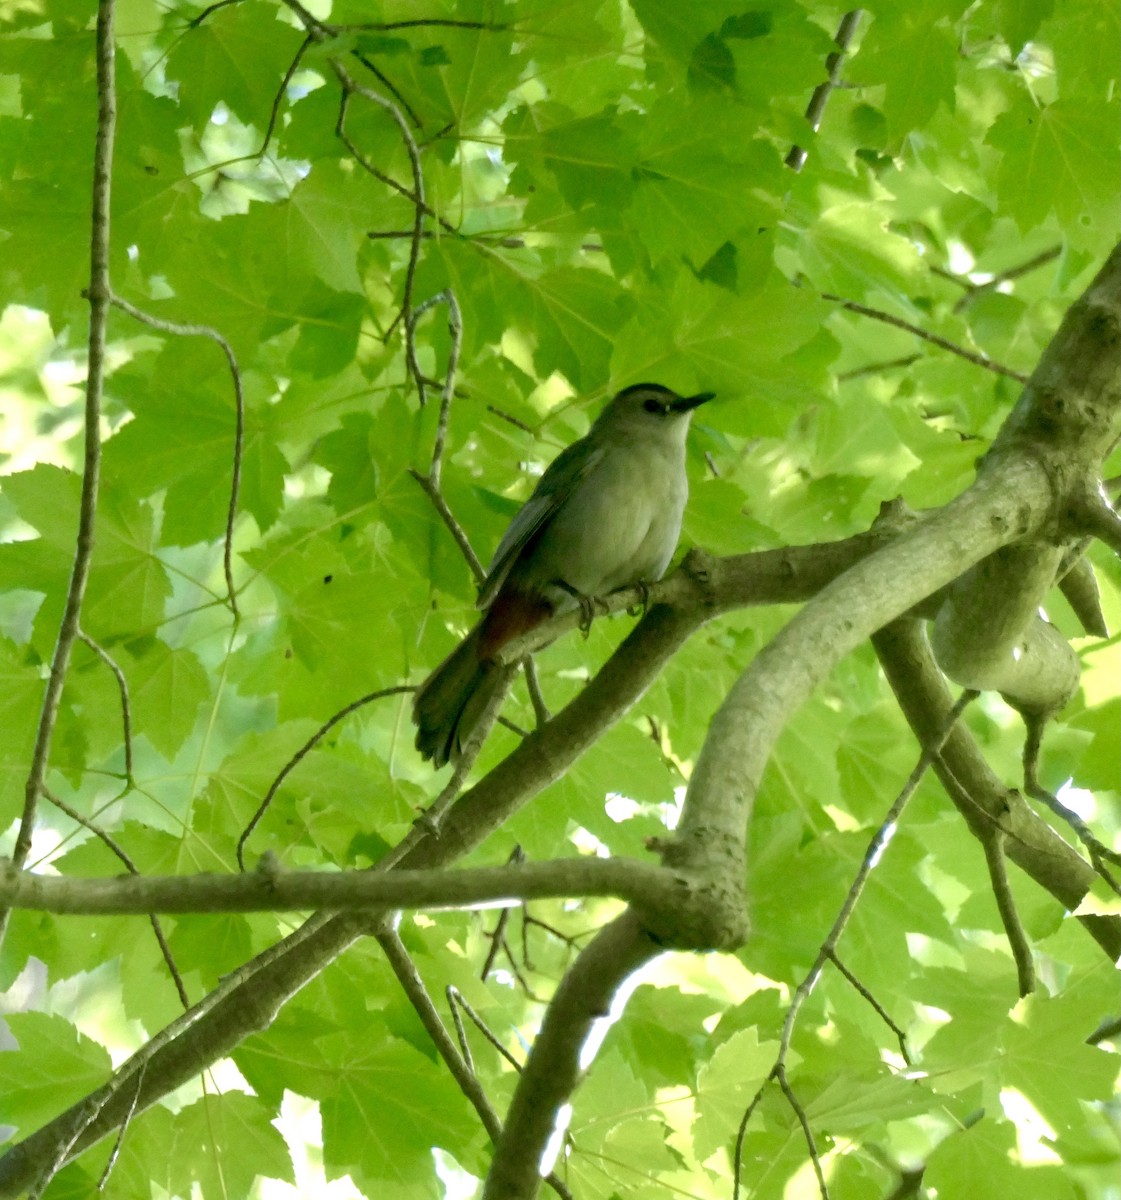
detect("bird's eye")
[643,397,666,415]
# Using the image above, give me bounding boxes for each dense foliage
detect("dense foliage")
[0,0,1118,1197]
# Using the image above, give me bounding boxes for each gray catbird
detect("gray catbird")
[413,382,715,766]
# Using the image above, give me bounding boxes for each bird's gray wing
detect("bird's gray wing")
[476,437,605,610]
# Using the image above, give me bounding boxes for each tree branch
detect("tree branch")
[4,476,1115,1190]
[733,694,973,1200]
[77,631,134,784]
[821,292,1030,382]
[1,0,117,947]
[786,10,862,172]
[0,856,670,916]
[106,293,245,617]
[482,911,660,1200]
[931,241,1121,708]
[873,619,1121,960]
[236,685,414,870]
[663,455,1052,947]
[978,824,1036,997]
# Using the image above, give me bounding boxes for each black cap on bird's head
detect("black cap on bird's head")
[599,382,716,427]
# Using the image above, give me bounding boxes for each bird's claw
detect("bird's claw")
[627,579,652,616]
[554,579,601,636]
[577,592,602,637]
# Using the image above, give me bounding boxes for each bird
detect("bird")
[412,382,715,766]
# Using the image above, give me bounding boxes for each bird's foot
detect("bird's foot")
[553,580,602,637]
[627,579,652,616]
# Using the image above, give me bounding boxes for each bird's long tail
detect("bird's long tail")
[414,592,554,766]
[412,624,507,767]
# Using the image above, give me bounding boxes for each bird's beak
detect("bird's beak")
[670,391,716,413]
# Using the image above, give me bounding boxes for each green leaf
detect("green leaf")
[320,1035,480,1191]
[0,1012,111,1133]
[167,1093,293,1195]
[997,0,1054,54]
[693,1027,777,1159]
[164,0,305,130]
[987,95,1121,234]
[852,14,958,140]
[926,1120,1078,1200]
[632,127,781,267]
[1003,991,1121,1133]
[123,638,209,760]
[541,111,638,211]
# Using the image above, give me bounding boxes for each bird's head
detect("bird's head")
[594,383,716,439]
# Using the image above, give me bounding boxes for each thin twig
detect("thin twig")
[979,824,1035,997]
[380,933,504,1139]
[496,714,531,738]
[496,936,546,1001]
[106,294,244,617]
[732,690,976,1200]
[257,33,313,156]
[481,846,523,981]
[28,1096,105,1200]
[335,18,509,31]
[786,10,862,172]
[331,61,425,384]
[446,985,475,1071]
[386,940,578,1195]
[820,293,1030,383]
[186,0,241,28]
[236,686,414,869]
[367,229,605,254]
[44,788,190,1009]
[2,0,118,948]
[277,0,329,36]
[447,985,523,1071]
[97,1062,146,1191]
[1022,715,1121,890]
[826,949,910,1064]
[78,631,134,784]
[408,288,462,459]
[775,1065,828,1198]
[943,244,1062,314]
[409,469,486,582]
[486,404,536,433]
[778,693,975,1058]
[352,50,422,128]
[523,659,551,727]
[837,354,921,382]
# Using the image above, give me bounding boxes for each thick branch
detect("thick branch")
[0,857,669,916]
[0,532,879,1192]
[3,483,1111,1189]
[931,544,1080,712]
[666,456,1053,927]
[483,911,660,1200]
[931,242,1121,709]
[874,619,1121,960]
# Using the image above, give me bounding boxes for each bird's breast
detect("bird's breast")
[512,440,688,599]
